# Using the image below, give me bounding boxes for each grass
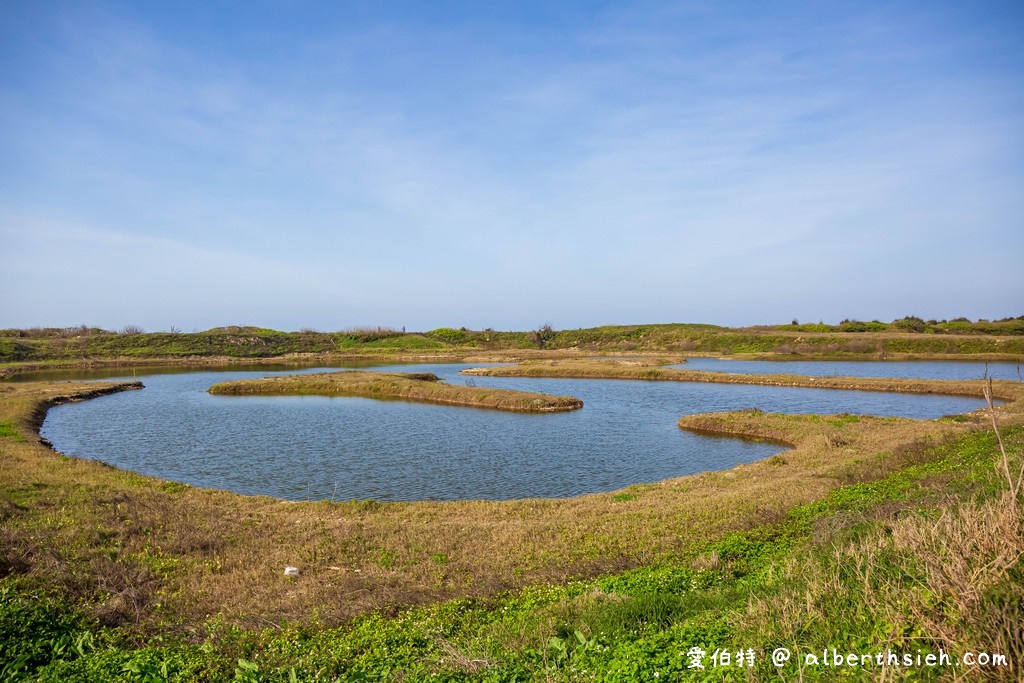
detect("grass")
[3,321,1023,367]
[2,358,1023,680]
[4,426,1020,680]
[208,371,584,412]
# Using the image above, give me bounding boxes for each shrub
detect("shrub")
[429,327,467,343]
[839,319,868,332]
[530,323,555,349]
[892,316,926,332]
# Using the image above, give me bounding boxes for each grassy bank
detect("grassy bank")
[3,320,1023,368]
[2,366,1022,679]
[208,371,583,413]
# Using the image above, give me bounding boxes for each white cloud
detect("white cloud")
[2,1,1022,329]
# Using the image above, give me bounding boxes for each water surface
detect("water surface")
[39,361,991,502]
[678,358,1021,381]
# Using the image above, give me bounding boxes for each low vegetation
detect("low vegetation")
[2,335,1023,679]
[3,316,1023,369]
[208,371,584,413]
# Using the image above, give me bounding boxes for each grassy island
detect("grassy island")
[208,370,584,412]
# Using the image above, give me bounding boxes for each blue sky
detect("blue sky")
[2,1,1022,332]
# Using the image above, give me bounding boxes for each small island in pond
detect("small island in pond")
[208,370,583,413]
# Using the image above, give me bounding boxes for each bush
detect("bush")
[892,316,926,333]
[530,323,555,349]
[839,319,869,332]
[429,327,467,343]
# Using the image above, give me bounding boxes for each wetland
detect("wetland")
[2,336,1023,680]
[36,359,1010,501]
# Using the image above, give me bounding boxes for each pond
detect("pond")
[36,360,996,502]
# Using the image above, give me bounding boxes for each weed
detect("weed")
[0,421,25,442]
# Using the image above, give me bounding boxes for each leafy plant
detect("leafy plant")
[530,323,555,349]
[429,327,467,343]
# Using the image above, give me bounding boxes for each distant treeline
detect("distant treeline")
[4,316,1021,341]
[781,315,1024,335]
[1,317,1023,364]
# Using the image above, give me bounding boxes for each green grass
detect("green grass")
[5,426,1019,681]
[4,320,1023,366]
[0,421,26,441]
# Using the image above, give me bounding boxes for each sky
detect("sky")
[2,1,1023,332]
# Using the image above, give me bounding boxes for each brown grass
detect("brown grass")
[739,469,1023,681]
[208,370,584,412]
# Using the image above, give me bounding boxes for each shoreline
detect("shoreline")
[22,380,145,440]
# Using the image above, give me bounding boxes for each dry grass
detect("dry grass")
[208,370,584,412]
[733,376,1024,682]
[433,638,493,674]
[739,482,1023,680]
[891,494,1022,654]
[2,364,1022,640]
